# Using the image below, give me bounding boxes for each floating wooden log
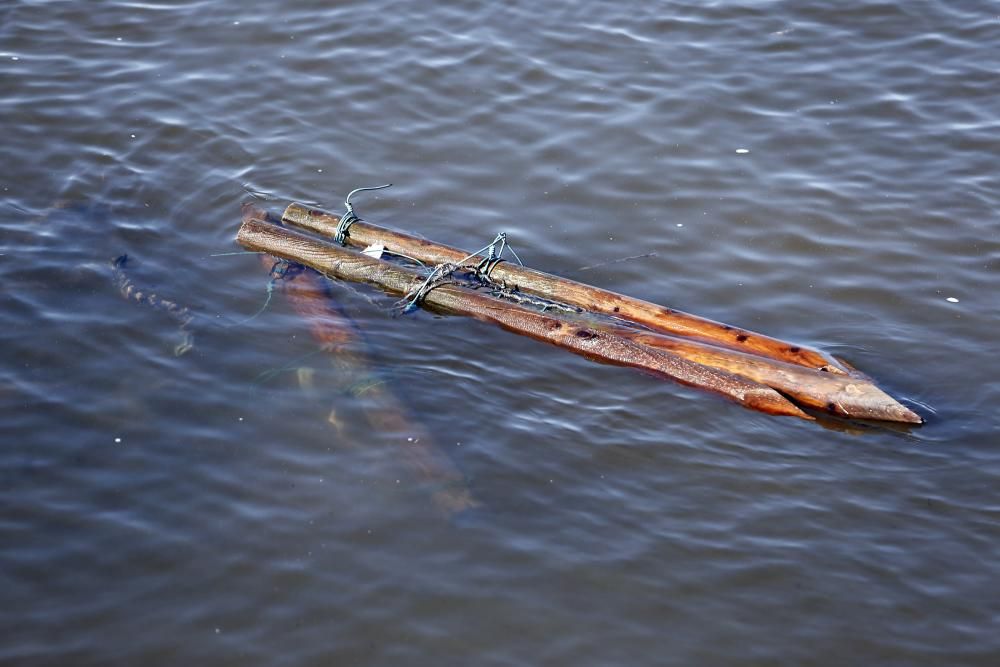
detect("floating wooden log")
[258,255,481,517]
[281,202,849,375]
[239,208,812,420]
[601,324,921,423]
[244,205,922,424]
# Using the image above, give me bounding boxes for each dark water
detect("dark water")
[3,1,999,664]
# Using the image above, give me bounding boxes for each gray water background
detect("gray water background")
[2,1,999,665]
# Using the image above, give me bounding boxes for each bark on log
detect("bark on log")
[602,324,922,423]
[282,202,848,375]
[259,257,482,517]
[239,211,811,420]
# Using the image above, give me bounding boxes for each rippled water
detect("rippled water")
[3,1,999,664]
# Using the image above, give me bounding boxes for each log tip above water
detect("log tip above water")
[850,393,923,424]
[875,399,924,425]
[816,379,923,424]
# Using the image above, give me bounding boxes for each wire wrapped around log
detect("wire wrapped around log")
[281,202,849,375]
[599,324,922,423]
[238,209,812,420]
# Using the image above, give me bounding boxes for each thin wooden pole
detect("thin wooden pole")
[238,211,812,420]
[282,202,849,375]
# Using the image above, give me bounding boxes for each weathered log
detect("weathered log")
[282,202,849,375]
[255,205,921,423]
[238,210,811,420]
[601,324,922,423]
[259,256,481,517]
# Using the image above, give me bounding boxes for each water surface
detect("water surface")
[2,1,999,665]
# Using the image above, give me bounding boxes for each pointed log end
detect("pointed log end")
[831,382,924,424]
[745,388,815,421]
[879,401,924,425]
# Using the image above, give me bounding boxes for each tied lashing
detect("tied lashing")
[332,184,393,245]
[488,285,582,315]
[393,232,524,315]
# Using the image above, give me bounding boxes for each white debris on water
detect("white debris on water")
[946,297,959,303]
[676,223,684,227]
[114,437,122,443]
[735,148,750,154]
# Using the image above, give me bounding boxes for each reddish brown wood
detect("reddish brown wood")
[282,202,849,375]
[258,255,481,517]
[238,209,811,420]
[603,325,922,423]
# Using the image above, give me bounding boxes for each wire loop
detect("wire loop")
[333,183,393,245]
[392,230,525,315]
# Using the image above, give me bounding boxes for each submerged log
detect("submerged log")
[259,256,481,517]
[239,210,811,420]
[282,202,849,375]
